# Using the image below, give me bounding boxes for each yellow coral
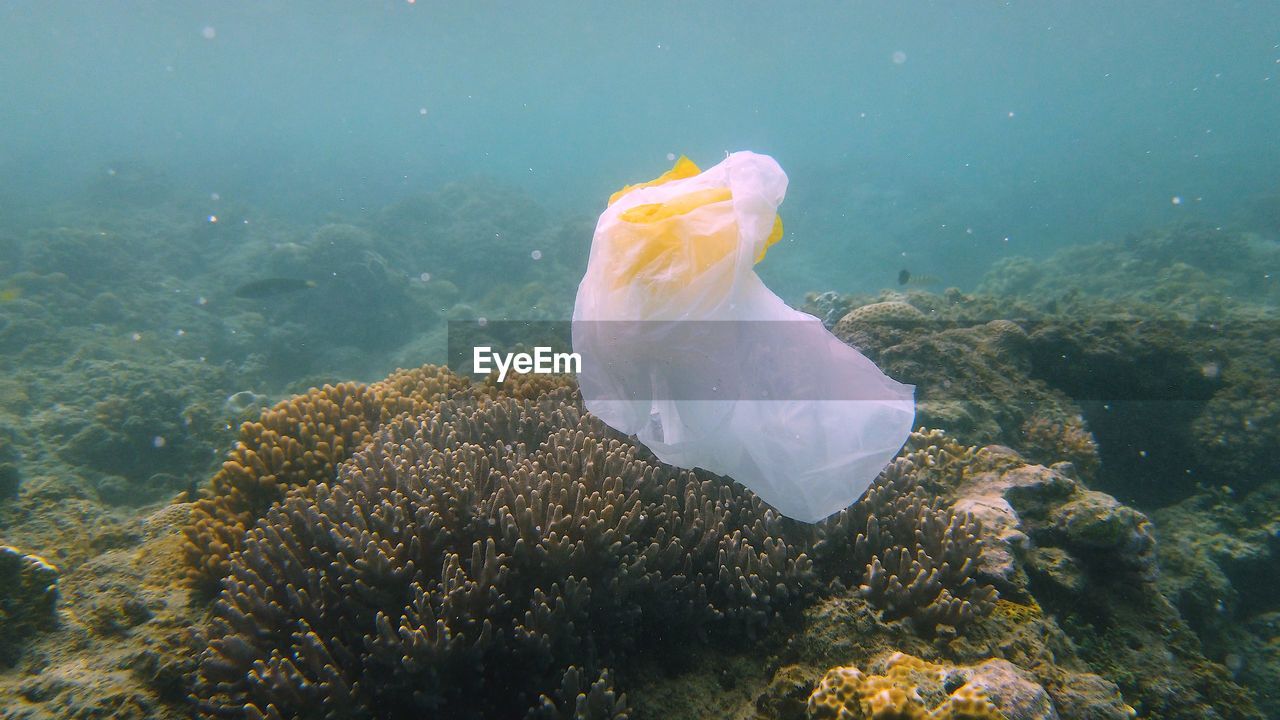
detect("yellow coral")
[807,653,1007,720]
[808,666,867,719]
[988,597,1044,625]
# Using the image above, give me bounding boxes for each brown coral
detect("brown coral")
[813,432,999,634]
[1019,415,1100,480]
[181,364,470,591]
[194,382,811,718]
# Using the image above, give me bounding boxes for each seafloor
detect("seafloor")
[0,171,1276,719]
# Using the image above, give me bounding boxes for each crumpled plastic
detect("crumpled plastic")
[572,151,915,522]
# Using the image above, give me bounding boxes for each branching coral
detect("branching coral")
[1019,415,1100,480]
[181,365,470,591]
[194,384,812,719]
[814,432,998,634]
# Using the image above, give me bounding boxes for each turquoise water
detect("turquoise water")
[3,2,1277,297]
[2,4,1280,719]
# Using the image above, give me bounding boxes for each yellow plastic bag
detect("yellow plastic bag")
[572,152,914,522]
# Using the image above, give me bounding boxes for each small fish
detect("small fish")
[233,278,317,299]
[897,269,939,287]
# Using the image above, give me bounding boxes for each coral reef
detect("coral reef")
[723,433,1251,720]
[1152,482,1280,719]
[807,652,1039,720]
[812,433,999,634]
[2,177,1275,719]
[832,300,928,333]
[824,292,1094,480]
[978,221,1278,314]
[1188,328,1278,495]
[813,283,1271,508]
[194,382,811,719]
[181,365,470,591]
[952,460,1260,718]
[48,358,230,503]
[969,223,1277,505]
[1017,416,1099,481]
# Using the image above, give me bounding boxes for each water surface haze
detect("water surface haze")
[3,1,1277,293]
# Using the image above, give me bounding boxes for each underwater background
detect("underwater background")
[0,2,1277,719]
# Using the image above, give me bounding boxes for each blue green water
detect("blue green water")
[3,1,1277,298]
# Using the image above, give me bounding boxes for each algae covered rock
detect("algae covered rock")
[952,461,1260,718]
[0,545,59,664]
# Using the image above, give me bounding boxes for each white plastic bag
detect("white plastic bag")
[572,152,914,522]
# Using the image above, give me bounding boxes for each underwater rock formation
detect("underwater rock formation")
[814,283,1274,509]
[1152,484,1280,719]
[194,383,811,719]
[978,221,1278,313]
[952,456,1260,718]
[734,431,1248,720]
[823,291,1095,479]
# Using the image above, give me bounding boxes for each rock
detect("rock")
[0,545,59,664]
[959,657,1059,720]
[755,665,813,720]
[1049,672,1137,720]
[1048,490,1158,579]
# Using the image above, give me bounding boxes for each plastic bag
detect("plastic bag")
[572,152,914,522]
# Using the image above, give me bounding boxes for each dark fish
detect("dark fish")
[897,270,939,287]
[233,278,317,299]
